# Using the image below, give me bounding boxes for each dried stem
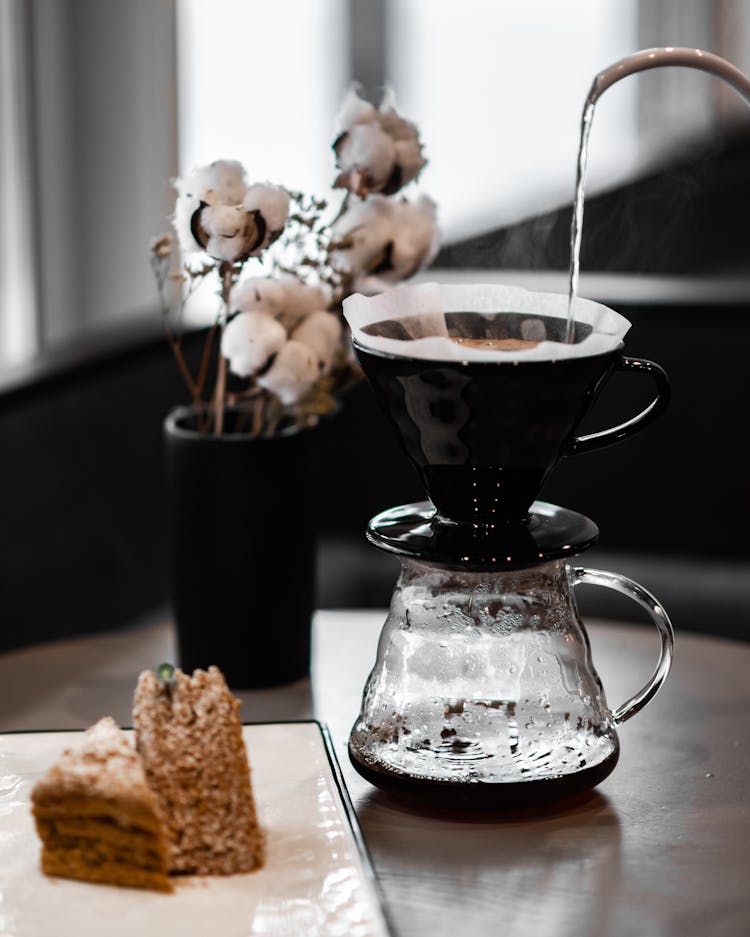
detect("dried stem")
[152,254,201,404]
[214,354,227,436]
[196,322,217,399]
[163,319,200,405]
[252,397,263,436]
[214,262,235,436]
[265,408,283,438]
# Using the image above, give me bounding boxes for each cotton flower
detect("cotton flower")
[333,88,427,197]
[275,276,330,332]
[230,276,287,317]
[331,193,440,292]
[225,275,344,392]
[232,274,329,332]
[243,183,291,249]
[173,160,290,263]
[257,340,319,405]
[191,203,266,264]
[180,160,248,209]
[221,311,287,378]
[292,311,342,374]
[336,125,396,195]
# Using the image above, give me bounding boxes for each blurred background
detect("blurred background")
[1,0,748,651]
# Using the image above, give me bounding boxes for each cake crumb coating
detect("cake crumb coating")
[133,666,264,875]
[31,717,172,892]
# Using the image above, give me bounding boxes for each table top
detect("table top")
[1,611,748,937]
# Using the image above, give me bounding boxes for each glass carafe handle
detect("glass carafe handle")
[573,567,674,725]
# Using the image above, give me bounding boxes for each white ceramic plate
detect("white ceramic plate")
[0,721,392,937]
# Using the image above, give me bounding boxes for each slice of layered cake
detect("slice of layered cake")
[133,665,264,875]
[31,717,172,892]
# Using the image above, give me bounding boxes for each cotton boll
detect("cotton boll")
[331,193,390,234]
[331,194,439,291]
[231,275,330,331]
[359,197,439,289]
[334,86,377,136]
[257,339,319,405]
[198,203,245,237]
[389,195,440,280]
[243,183,290,247]
[231,276,287,316]
[173,160,249,254]
[275,276,330,332]
[330,195,395,278]
[336,124,395,174]
[333,87,426,196]
[377,108,426,192]
[280,276,320,314]
[335,124,396,195]
[173,161,288,262]
[192,204,265,263]
[292,311,342,375]
[221,311,287,378]
[378,102,419,143]
[393,137,427,187]
[176,160,248,208]
[193,159,248,205]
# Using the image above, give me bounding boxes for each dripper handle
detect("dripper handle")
[572,567,674,725]
[569,356,670,455]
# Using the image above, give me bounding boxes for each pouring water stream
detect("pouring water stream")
[565,47,750,344]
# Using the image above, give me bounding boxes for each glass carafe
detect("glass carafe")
[349,557,673,807]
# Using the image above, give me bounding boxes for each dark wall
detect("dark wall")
[0,329,187,651]
[436,131,750,276]
[540,301,749,555]
[0,297,747,654]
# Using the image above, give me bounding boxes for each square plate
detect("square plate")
[0,721,392,936]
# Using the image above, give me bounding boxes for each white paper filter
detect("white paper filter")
[343,282,630,361]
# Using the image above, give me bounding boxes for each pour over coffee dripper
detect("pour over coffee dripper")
[343,283,674,808]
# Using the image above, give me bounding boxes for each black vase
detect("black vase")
[164,406,315,688]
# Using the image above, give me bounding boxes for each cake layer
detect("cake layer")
[33,795,165,834]
[36,820,168,866]
[40,835,165,869]
[41,848,172,892]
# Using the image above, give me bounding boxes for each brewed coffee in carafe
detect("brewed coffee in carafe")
[349,557,624,808]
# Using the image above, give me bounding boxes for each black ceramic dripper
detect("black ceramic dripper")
[353,310,669,545]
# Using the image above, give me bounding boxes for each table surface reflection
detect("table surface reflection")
[0,610,747,937]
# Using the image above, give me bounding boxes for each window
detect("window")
[178,0,347,197]
[388,0,640,240]
[0,0,38,366]
[1,0,748,371]
[0,0,176,370]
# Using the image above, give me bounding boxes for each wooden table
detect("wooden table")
[0,611,747,937]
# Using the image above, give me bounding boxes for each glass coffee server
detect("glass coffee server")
[343,284,674,808]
